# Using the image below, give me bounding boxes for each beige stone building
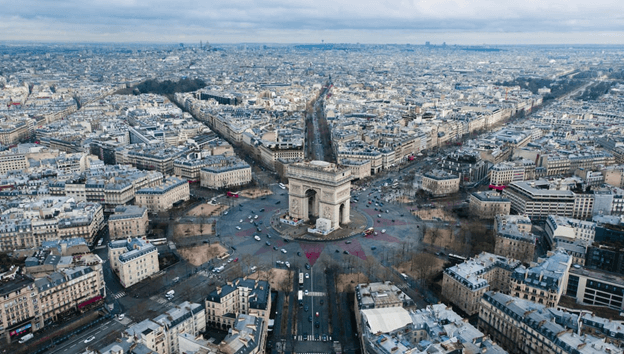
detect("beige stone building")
[468,191,511,219]
[109,237,159,288]
[199,156,252,189]
[0,119,34,146]
[510,249,572,307]
[442,252,520,315]
[125,319,168,354]
[153,301,206,354]
[421,170,460,197]
[205,278,271,333]
[493,214,536,264]
[108,205,149,240]
[135,176,190,212]
[0,269,43,342]
[0,152,28,174]
[36,265,106,324]
[340,159,371,180]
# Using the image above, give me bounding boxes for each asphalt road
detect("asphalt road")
[48,318,125,354]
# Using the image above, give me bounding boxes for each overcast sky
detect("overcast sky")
[1,0,623,44]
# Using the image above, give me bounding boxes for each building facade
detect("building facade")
[108,237,159,288]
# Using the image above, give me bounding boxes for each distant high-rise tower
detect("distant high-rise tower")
[425,41,431,46]
[200,40,203,49]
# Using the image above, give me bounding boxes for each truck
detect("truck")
[299,272,304,288]
[298,290,303,306]
[19,333,34,343]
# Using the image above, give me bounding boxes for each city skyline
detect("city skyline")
[1,0,624,44]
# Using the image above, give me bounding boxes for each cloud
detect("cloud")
[1,0,623,43]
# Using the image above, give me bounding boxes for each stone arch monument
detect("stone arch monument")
[287,161,351,229]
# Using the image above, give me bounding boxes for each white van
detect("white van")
[250,266,257,273]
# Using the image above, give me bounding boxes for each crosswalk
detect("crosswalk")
[113,291,126,299]
[294,334,331,342]
[306,291,326,297]
[150,295,169,305]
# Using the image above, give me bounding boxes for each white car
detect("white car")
[284,261,290,268]
[304,290,309,295]
[239,219,243,223]
[305,273,309,279]
[254,215,258,219]
[381,229,386,233]
[224,211,228,215]
[84,335,96,343]
[236,226,241,230]
[254,235,261,241]
[248,215,253,219]
[281,249,287,254]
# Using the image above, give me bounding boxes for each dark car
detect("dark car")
[231,246,237,250]
[345,241,352,244]
[266,241,271,246]
[273,246,278,251]
[304,305,309,312]
[315,321,320,328]
[275,201,281,204]
[308,316,313,322]
[322,334,328,342]
[303,332,308,341]
[305,263,310,270]
[284,239,289,243]
[260,208,265,212]
[343,250,349,255]
[320,299,324,305]
[335,249,340,253]
[371,246,377,250]
[297,251,301,256]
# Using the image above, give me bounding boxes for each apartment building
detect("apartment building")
[469,191,511,219]
[441,252,521,315]
[0,152,28,174]
[199,156,252,189]
[108,205,149,240]
[421,170,460,197]
[339,159,371,180]
[35,265,106,324]
[0,197,104,251]
[0,119,35,145]
[205,278,271,332]
[355,281,415,310]
[0,268,42,343]
[153,301,206,354]
[135,176,189,212]
[493,215,536,264]
[108,237,159,288]
[357,302,506,354]
[478,291,622,354]
[545,215,596,249]
[259,144,304,171]
[489,160,536,186]
[510,249,572,307]
[124,319,168,354]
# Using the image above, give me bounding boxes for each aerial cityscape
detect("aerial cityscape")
[3,2,624,354]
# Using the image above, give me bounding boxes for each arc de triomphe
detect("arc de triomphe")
[287,161,351,229]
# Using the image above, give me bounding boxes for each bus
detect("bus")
[227,191,239,198]
[298,290,303,306]
[299,272,304,288]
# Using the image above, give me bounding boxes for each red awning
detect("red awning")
[78,295,103,309]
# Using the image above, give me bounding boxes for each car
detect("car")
[266,234,271,238]
[378,214,381,218]
[254,215,258,219]
[260,208,265,212]
[322,334,328,342]
[381,229,386,233]
[335,249,340,253]
[117,314,125,320]
[257,227,262,232]
[284,239,289,243]
[304,290,309,295]
[284,261,290,268]
[320,299,324,305]
[275,201,281,204]
[371,246,377,250]
[315,321,320,328]
[231,246,237,250]
[254,235,261,241]
[345,240,351,244]
[308,316,313,322]
[281,249,287,254]
[203,240,209,243]
[236,226,241,230]
[84,335,96,343]
[297,251,301,256]
[343,250,349,255]
[227,258,233,263]
[304,305,309,312]
[233,258,239,262]
[266,241,271,246]
[248,215,252,219]
[305,263,310,270]
[305,272,309,279]
[249,219,253,223]
[303,331,308,340]
[224,211,228,215]
[315,311,320,317]
[273,246,278,251]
